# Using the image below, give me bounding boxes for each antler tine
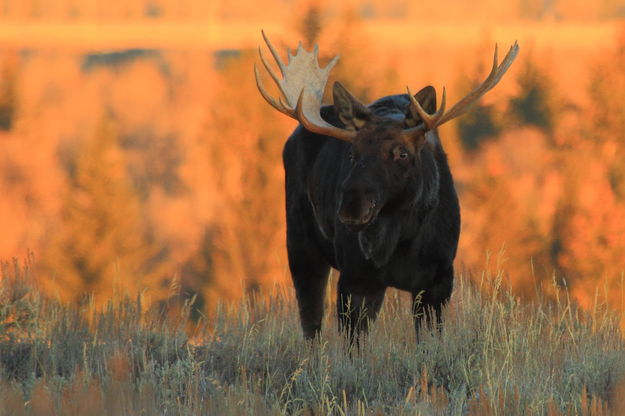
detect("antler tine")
[258,46,283,90]
[407,41,519,132]
[323,54,340,76]
[254,64,293,117]
[261,29,286,77]
[435,41,519,127]
[258,46,294,107]
[487,42,519,87]
[407,86,447,131]
[255,31,357,142]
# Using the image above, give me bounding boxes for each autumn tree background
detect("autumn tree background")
[0,0,624,315]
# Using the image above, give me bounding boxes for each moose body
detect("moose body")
[284,96,459,338]
[255,32,518,340]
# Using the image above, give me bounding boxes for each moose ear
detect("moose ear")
[404,86,437,128]
[332,82,372,131]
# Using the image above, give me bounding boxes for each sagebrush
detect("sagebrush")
[0,258,624,415]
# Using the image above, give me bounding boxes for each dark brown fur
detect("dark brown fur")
[284,85,460,341]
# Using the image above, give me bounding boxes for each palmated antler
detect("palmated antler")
[407,41,520,131]
[255,30,356,142]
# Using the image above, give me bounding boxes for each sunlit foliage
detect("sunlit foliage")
[0,2,623,319]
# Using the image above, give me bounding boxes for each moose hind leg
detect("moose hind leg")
[412,263,453,340]
[337,279,386,342]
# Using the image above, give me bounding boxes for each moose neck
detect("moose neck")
[412,136,441,214]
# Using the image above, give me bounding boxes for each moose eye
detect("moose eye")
[393,147,409,161]
[348,151,355,161]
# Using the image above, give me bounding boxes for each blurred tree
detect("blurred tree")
[547,28,625,305]
[326,6,373,102]
[457,104,501,152]
[178,228,215,320]
[120,132,185,200]
[203,51,287,297]
[44,117,168,302]
[520,0,552,19]
[552,150,625,303]
[455,51,503,152]
[298,3,322,48]
[508,57,556,133]
[585,29,625,204]
[586,31,625,143]
[0,51,18,132]
[457,128,556,297]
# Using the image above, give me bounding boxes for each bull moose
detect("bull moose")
[255,32,518,341]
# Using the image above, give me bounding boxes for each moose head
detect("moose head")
[255,32,518,235]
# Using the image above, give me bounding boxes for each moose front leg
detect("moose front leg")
[337,278,386,343]
[412,263,453,340]
[289,251,330,340]
[286,215,331,339]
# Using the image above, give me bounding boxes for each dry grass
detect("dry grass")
[0,257,624,415]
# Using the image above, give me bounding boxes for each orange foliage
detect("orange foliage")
[0,3,624,315]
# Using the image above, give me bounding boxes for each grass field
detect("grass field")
[1,258,624,415]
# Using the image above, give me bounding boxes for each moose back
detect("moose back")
[255,32,519,340]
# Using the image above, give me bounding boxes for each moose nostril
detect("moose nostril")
[363,190,377,201]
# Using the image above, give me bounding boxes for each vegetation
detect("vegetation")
[1,7,625,414]
[0,11,623,317]
[2,0,625,21]
[44,117,168,302]
[0,258,624,415]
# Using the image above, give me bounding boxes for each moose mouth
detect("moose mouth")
[339,200,379,232]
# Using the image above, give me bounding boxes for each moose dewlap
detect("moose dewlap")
[255,31,519,342]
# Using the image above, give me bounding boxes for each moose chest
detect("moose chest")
[331,220,444,294]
